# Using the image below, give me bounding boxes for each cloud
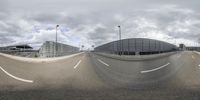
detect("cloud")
[0,0,200,49]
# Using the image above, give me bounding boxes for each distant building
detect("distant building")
[178,43,200,52]
[94,38,178,55]
[186,46,200,52]
[0,44,38,57]
[0,44,33,53]
[179,44,186,51]
[39,41,79,58]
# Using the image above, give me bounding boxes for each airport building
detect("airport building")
[186,47,200,52]
[179,44,186,51]
[0,44,38,57]
[39,41,79,57]
[94,38,178,55]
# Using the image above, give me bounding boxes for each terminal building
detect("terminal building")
[94,38,178,55]
[0,44,38,57]
[186,47,200,52]
[179,44,200,52]
[39,41,79,58]
[0,41,80,58]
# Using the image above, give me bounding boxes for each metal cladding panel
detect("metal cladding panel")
[160,42,165,51]
[39,41,79,57]
[108,43,113,52]
[113,41,118,52]
[143,39,150,52]
[122,39,129,51]
[155,41,159,51]
[129,39,136,51]
[163,43,168,51]
[94,38,177,54]
[149,40,156,51]
[135,39,143,52]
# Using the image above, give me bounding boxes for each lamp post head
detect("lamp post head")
[118,25,120,28]
[56,25,59,27]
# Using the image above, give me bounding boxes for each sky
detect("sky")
[0,0,200,49]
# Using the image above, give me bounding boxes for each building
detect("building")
[179,44,186,51]
[0,44,34,53]
[186,47,200,52]
[94,38,178,55]
[39,41,79,57]
[0,44,38,57]
[178,44,200,52]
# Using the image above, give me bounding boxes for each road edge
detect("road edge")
[0,52,84,63]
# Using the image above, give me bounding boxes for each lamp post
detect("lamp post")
[55,25,59,57]
[198,38,200,46]
[81,45,84,51]
[118,25,122,55]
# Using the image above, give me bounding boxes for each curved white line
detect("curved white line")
[74,60,82,69]
[192,55,195,59]
[98,59,110,66]
[177,55,181,58]
[141,63,170,74]
[0,66,34,83]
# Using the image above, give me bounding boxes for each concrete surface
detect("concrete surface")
[0,52,84,63]
[0,51,200,100]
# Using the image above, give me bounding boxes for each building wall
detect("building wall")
[39,41,79,57]
[0,45,38,57]
[179,44,186,51]
[186,47,200,52]
[94,38,177,55]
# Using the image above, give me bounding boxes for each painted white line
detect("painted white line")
[0,66,33,83]
[98,59,110,66]
[192,55,195,59]
[141,63,170,74]
[199,64,200,67]
[74,60,82,69]
[177,55,181,58]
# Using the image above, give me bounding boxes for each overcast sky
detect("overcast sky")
[0,0,200,49]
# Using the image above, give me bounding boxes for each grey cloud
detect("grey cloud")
[0,0,200,47]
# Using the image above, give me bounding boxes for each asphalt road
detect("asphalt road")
[0,51,200,100]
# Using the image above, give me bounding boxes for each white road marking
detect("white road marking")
[98,59,110,66]
[177,55,181,58]
[141,63,170,74]
[199,64,200,67]
[74,60,82,69]
[192,55,195,59]
[0,66,33,83]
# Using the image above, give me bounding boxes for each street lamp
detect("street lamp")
[81,45,84,51]
[55,25,59,57]
[118,25,122,55]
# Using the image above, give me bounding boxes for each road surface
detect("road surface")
[0,51,200,100]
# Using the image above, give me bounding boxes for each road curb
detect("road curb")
[0,52,84,63]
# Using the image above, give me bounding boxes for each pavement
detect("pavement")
[0,51,200,100]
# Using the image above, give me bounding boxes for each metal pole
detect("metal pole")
[55,25,59,57]
[118,25,121,55]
